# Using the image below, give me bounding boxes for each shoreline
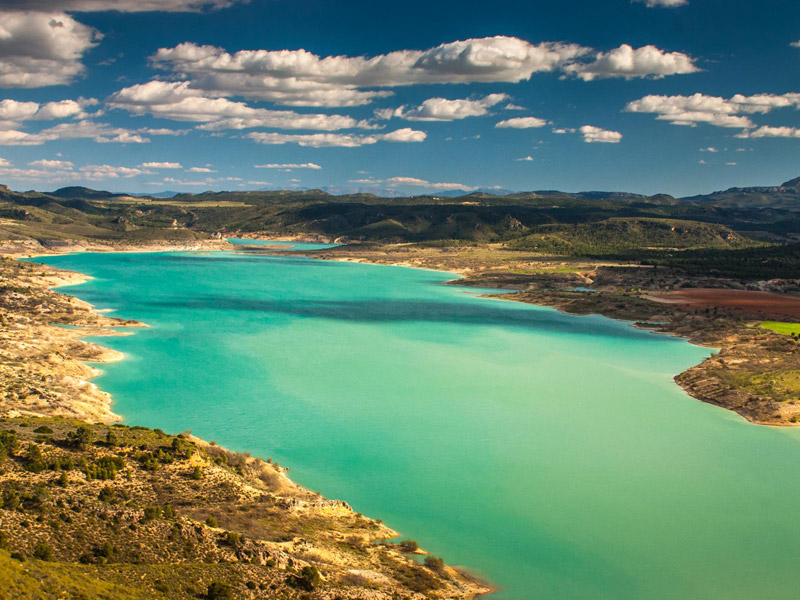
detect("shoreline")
[2,248,492,599]
[268,242,800,427]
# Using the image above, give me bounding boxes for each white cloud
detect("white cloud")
[0,97,98,133]
[699,147,718,152]
[352,176,474,191]
[565,44,699,81]
[0,120,154,145]
[0,1,246,12]
[0,11,100,88]
[108,80,370,131]
[516,155,534,161]
[255,162,322,170]
[505,103,526,110]
[79,164,152,179]
[625,92,800,130]
[792,41,800,49]
[141,161,182,169]
[735,126,800,139]
[381,128,427,143]
[580,125,622,143]
[725,162,737,166]
[187,166,215,172]
[0,158,11,167]
[632,0,688,6]
[28,158,73,169]
[151,37,589,107]
[552,127,575,134]
[386,94,508,121]
[496,116,548,129]
[246,128,426,148]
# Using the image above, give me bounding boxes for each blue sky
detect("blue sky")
[0,0,798,197]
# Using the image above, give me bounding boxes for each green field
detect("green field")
[760,321,800,336]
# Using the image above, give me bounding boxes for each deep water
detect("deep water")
[33,248,800,600]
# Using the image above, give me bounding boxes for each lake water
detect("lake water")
[32,248,800,600]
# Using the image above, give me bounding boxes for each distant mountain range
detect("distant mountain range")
[18,175,800,211]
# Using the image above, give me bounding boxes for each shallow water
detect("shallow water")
[33,249,800,600]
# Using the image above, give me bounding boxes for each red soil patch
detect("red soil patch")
[645,288,800,319]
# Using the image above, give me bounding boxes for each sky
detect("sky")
[0,0,799,197]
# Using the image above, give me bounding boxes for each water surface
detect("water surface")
[33,250,800,600]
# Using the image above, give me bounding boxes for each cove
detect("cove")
[32,248,800,600]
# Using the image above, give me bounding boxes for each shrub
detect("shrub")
[399,539,419,553]
[58,471,69,487]
[192,466,203,480]
[33,542,54,561]
[97,486,116,503]
[225,531,240,546]
[33,426,53,434]
[424,555,445,572]
[2,489,21,510]
[105,431,120,447]
[162,504,175,519]
[205,515,218,528]
[23,444,46,473]
[0,431,20,458]
[143,506,161,521]
[66,426,92,449]
[205,582,233,600]
[289,566,321,591]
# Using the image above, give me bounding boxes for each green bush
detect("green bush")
[289,565,321,591]
[399,539,419,553]
[33,426,53,434]
[143,506,161,521]
[33,542,54,561]
[23,444,47,473]
[424,555,445,572]
[205,515,218,528]
[205,582,233,600]
[66,426,92,449]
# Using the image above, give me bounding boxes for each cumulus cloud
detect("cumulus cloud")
[108,80,370,131]
[0,98,96,129]
[246,128,426,148]
[699,147,718,152]
[0,11,100,88]
[495,116,548,129]
[383,94,508,121]
[565,44,699,80]
[141,161,182,168]
[0,160,156,183]
[735,126,800,139]
[580,125,622,143]
[28,158,73,169]
[515,155,534,161]
[79,164,152,178]
[151,37,588,107]
[792,41,800,49]
[352,176,474,191]
[187,166,215,172]
[625,92,800,129]
[633,0,688,6]
[0,120,162,145]
[0,1,246,12]
[255,162,322,169]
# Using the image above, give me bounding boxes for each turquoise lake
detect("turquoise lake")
[32,248,800,600]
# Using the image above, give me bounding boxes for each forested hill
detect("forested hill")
[0,177,799,254]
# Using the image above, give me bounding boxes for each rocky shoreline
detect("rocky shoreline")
[277,242,800,427]
[0,252,490,599]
